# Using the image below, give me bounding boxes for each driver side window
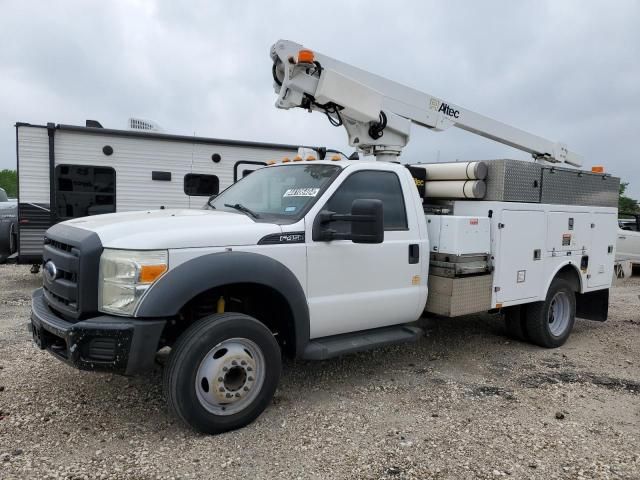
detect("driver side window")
[324,170,407,233]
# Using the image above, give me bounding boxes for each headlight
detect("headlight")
[98,249,168,316]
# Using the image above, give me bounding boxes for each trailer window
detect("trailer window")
[55,165,116,219]
[324,170,408,231]
[184,174,220,196]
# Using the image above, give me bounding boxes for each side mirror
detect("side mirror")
[313,198,384,244]
[350,199,384,243]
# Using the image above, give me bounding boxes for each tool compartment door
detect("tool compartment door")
[496,210,545,303]
[546,212,590,253]
[588,212,617,288]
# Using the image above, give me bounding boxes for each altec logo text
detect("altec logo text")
[438,103,460,119]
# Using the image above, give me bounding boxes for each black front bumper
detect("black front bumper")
[30,288,166,375]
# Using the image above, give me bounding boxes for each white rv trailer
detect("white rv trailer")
[15,121,316,265]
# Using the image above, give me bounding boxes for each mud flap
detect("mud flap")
[576,289,609,322]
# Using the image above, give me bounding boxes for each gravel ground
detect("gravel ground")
[0,264,638,480]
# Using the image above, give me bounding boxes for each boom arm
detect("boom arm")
[271,40,582,166]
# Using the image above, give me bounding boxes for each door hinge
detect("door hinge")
[498,223,505,229]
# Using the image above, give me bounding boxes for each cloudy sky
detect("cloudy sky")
[1,1,639,197]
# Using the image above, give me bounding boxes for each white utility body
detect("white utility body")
[29,40,619,435]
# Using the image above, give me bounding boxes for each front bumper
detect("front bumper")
[30,288,166,375]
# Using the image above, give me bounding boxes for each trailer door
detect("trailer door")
[496,210,545,303]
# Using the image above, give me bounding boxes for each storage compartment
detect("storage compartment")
[587,212,617,288]
[425,274,493,317]
[425,215,490,255]
[413,159,618,207]
[484,159,542,203]
[546,212,590,253]
[460,159,618,207]
[541,167,618,208]
[495,210,545,303]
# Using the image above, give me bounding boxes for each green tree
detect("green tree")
[619,182,639,216]
[0,169,17,198]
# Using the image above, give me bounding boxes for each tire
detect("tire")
[503,305,529,342]
[0,221,12,264]
[9,223,17,255]
[524,278,576,348]
[163,312,281,434]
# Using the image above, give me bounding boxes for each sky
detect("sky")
[1,0,639,197]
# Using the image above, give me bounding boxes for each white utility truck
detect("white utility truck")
[30,40,619,434]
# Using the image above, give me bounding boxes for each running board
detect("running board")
[302,325,423,360]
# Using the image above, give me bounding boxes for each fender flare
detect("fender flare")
[545,261,584,294]
[135,251,309,356]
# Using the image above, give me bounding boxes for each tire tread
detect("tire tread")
[163,312,280,433]
[525,278,576,348]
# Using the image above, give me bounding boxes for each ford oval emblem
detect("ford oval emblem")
[43,260,58,282]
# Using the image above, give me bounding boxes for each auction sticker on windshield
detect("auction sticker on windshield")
[283,188,320,197]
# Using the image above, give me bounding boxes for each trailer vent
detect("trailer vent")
[128,117,163,132]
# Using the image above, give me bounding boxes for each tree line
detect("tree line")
[0,169,17,198]
[619,182,639,216]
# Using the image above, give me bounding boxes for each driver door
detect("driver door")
[305,169,425,339]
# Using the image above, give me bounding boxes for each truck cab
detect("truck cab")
[30,158,429,433]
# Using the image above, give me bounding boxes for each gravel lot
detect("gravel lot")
[0,264,638,480]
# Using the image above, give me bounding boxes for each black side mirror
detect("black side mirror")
[350,199,384,243]
[313,198,384,244]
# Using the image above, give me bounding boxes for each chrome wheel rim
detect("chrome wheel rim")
[548,291,571,336]
[195,338,265,416]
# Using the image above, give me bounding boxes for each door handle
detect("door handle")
[409,244,419,264]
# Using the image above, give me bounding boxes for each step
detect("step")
[302,325,423,360]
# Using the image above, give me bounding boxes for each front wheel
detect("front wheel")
[163,312,281,434]
[525,279,576,348]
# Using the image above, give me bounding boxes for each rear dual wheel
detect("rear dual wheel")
[503,278,576,348]
[164,312,281,434]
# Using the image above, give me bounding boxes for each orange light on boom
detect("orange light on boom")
[298,49,315,64]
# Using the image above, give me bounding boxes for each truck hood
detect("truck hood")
[63,209,281,249]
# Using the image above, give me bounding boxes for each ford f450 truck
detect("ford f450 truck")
[30,41,619,433]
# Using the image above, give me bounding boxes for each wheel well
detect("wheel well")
[163,283,296,358]
[554,264,582,292]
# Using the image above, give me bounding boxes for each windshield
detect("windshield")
[208,164,341,223]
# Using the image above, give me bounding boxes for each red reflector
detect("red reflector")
[19,219,29,224]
